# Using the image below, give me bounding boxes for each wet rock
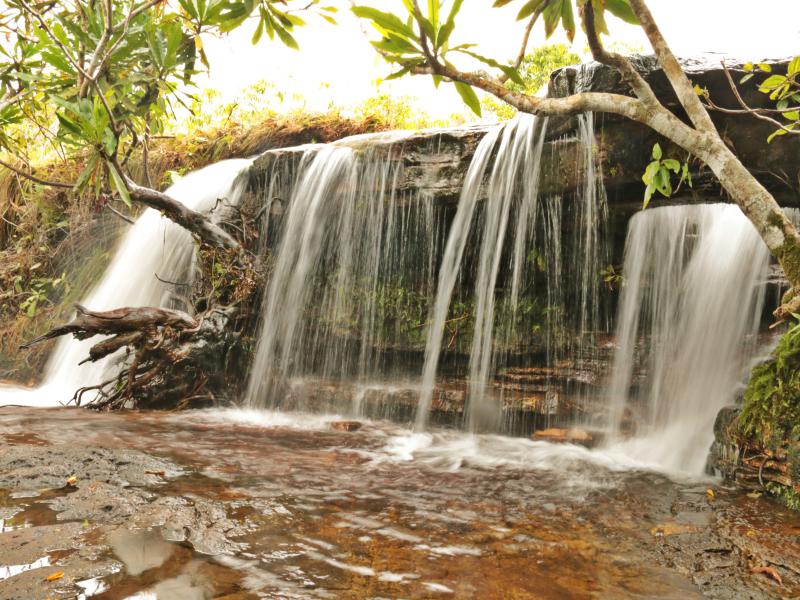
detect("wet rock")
[0,445,181,492]
[532,427,601,448]
[330,420,363,432]
[48,481,153,522]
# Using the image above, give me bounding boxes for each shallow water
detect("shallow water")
[0,407,797,599]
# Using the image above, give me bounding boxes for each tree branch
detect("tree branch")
[627,0,717,133]
[0,157,74,189]
[712,61,800,136]
[497,9,542,84]
[124,175,240,249]
[579,2,658,106]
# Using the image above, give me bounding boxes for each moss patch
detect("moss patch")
[739,319,800,443]
[734,318,800,509]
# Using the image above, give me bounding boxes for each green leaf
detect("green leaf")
[73,153,99,192]
[643,184,654,209]
[252,18,265,44]
[274,25,299,50]
[107,162,132,207]
[757,62,772,73]
[428,0,439,31]
[542,0,563,38]
[789,56,800,76]
[352,6,419,41]
[560,0,575,43]
[651,143,662,160]
[759,74,787,92]
[385,66,412,80]
[56,113,82,137]
[767,127,790,143]
[517,0,547,21]
[590,0,609,35]
[662,158,680,173]
[457,49,523,85]
[604,0,639,25]
[102,128,118,157]
[454,81,481,116]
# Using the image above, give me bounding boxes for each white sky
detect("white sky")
[199,0,800,121]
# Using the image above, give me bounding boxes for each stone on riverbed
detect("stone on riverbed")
[330,420,363,432]
[532,427,602,448]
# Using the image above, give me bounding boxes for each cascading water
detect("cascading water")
[605,204,771,472]
[0,159,251,407]
[416,116,549,431]
[244,133,443,409]
[243,114,612,431]
[416,113,608,432]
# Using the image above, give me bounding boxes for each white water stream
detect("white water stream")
[605,204,771,472]
[0,159,251,407]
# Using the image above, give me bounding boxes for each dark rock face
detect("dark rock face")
[247,57,800,210]
[550,56,800,206]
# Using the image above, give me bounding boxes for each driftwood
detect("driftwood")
[20,304,198,349]
[19,304,212,410]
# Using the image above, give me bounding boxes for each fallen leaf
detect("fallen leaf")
[145,470,165,477]
[747,491,762,499]
[752,565,782,585]
[706,488,715,499]
[45,571,64,582]
[65,475,77,487]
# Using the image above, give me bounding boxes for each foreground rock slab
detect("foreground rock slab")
[0,407,798,599]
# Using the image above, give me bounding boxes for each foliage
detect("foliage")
[482,44,580,119]
[351,0,637,116]
[739,315,800,444]
[641,143,691,209]
[352,89,446,130]
[599,264,623,291]
[0,0,333,203]
[742,58,800,143]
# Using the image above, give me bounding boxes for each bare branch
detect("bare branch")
[122,169,240,249]
[579,2,659,106]
[498,10,542,84]
[104,201,136,225]
[714,62,800,136]
[0,157,74,189]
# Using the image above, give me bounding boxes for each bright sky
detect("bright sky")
[200,0,800,121]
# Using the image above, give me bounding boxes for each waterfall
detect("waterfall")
[605,204,770,472]
[0,159,251,407]
[244,133,442,409]
[415,113,607,431]
[415,116,549,431]
[414,125,505,430]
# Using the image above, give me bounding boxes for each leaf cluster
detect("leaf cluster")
[641,143,691,209]
[351,0,637,117]
[0,0,329,205]
[742,58,800,142]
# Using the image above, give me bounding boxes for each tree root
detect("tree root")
[20,303,226,410]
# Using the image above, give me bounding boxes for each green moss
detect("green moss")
[740,317,800,444]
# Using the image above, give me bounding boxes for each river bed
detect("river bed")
[0,407,798,599]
